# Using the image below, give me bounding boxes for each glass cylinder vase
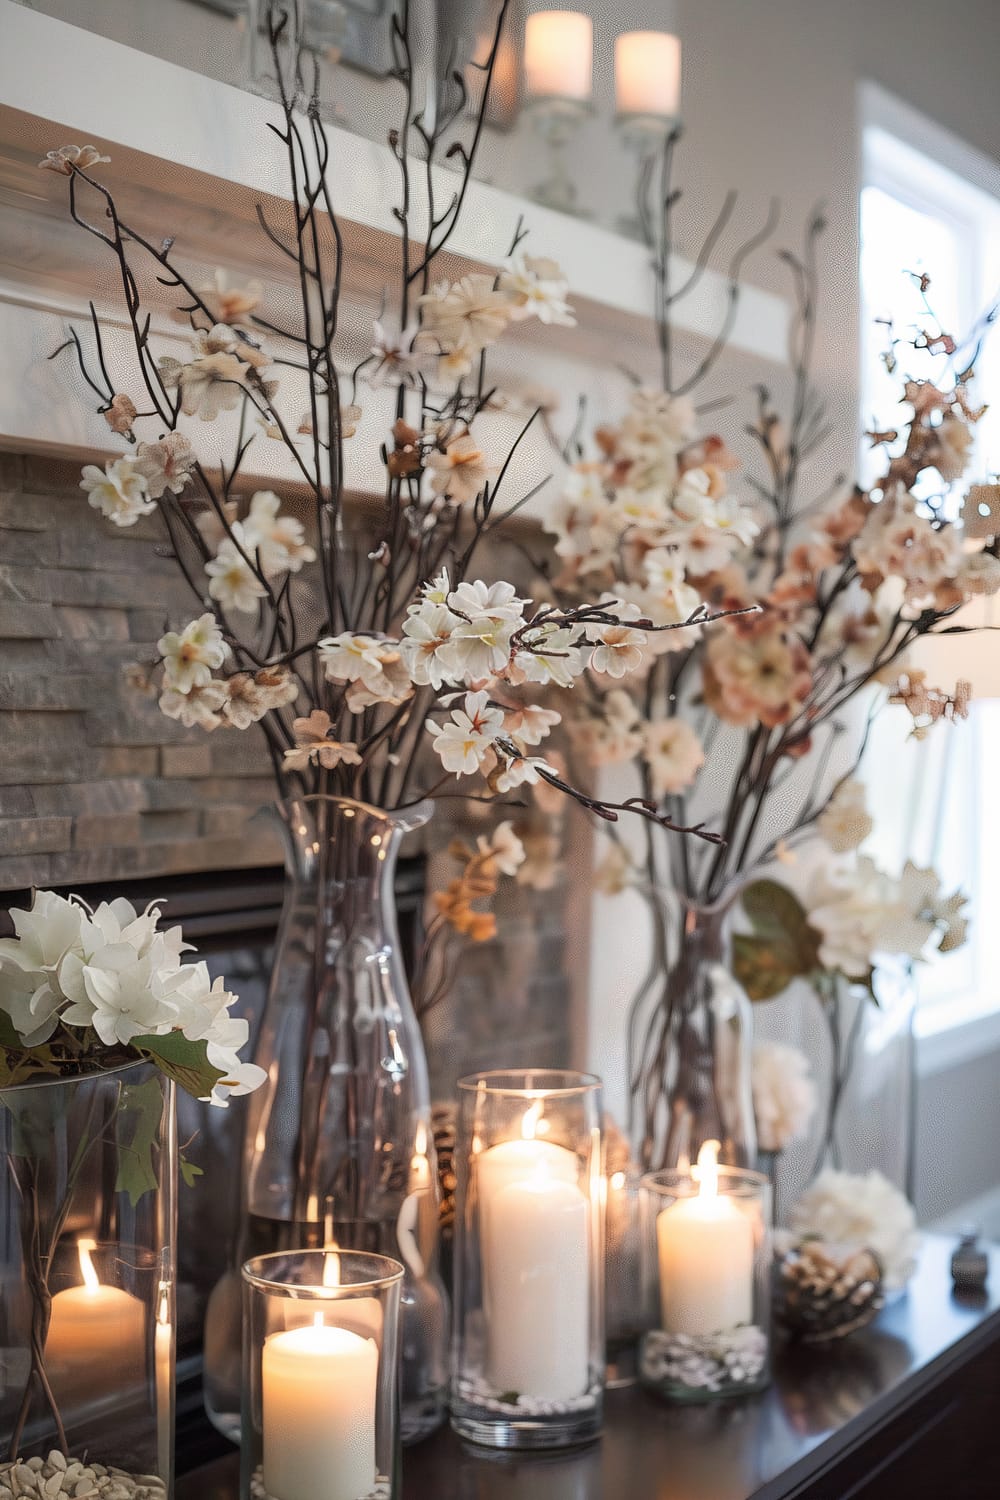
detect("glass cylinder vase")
[452,1069,605,1450]
[629,894,757,1174]
[0,1061,177,1492]
[241,1249,402,1500]
[639,1146,771,1403]
[204,796,447,1446]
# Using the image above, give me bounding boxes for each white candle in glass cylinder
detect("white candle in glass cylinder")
[615,31,681,119]
[479,1103,590,1400]
[45,1239,145,1405]
[262,1317,378,1500]
[524,11,593,102]
[656,1140,754,1337]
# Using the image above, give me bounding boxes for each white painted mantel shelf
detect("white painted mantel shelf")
[0,0,790,498]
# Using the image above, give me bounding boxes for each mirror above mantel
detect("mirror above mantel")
[0,0,789,504]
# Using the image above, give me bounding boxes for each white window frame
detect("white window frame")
[859,83,1000,1073]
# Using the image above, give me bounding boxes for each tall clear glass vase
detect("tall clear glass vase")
[203,795,448,1445]
[0,1061,177,1494]
[629,895,757,1174]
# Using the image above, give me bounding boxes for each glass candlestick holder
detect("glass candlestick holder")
[524,98,593,215]
[242,1250,403,1500]
[639,1141,771,1403]
[451,1069,605,1449]
[615,113,677,240]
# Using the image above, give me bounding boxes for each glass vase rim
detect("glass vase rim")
[241,1248,405,1296]
[275,792,433,830]
[640,1165,770,1198]
[457,1067,602,1099]
[0,1053,155,1095]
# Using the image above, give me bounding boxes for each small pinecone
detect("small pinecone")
[432,1100,458,1242]
[774,1240,885,1343]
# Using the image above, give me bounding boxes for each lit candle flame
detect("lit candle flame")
[521,1099,544,1141]
[77,1237,100,1293]
[692,1138,721,1200]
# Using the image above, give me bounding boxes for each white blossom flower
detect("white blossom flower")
[244,490,317,574]
[160,348,250,421]
[642,717,704,795]
[343,650,412,710]
[444,580,528,681]
[367,319,436,387]
[222,666,299,729]
[198,269,263,325]
[400,601,463,689]
[205,530,268,614]
[0,891,89,1045]
[282,710,362,771]
[803,854,899,979]
[133,432,196,499]
[159,679,228,730]
[513,626,585,689]
[818,779,873,853]
[426,691,504,776]
[751,1042,818,1153]
[319,632,391,688]
[498,254,575,326]
[418,273,513,354]
[886,862,968,958]
[158,613,229,693]
[425,431,493,504]
[787,1169,919,1291]
[501,703,561,750]
[38,144,110,175]
[589,622,646,679]
[74,945,184,1047]
[493,753,556,793]
[476,820,526,877]
[80,458,156,528]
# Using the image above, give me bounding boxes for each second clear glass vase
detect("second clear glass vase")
[629,895,757,1174]
[204,795,447,1445]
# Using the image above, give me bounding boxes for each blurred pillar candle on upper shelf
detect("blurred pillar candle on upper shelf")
[615,30,682,122]
[524,10,593,101]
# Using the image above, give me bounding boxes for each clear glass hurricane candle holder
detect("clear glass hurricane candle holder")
[451,1069,605,1449]
[241,1250,403,1500]
[639,1154,771,1403]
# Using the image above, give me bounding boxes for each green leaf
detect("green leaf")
[180,1151,205,1190]
[735,880,823,1001]
[733,933,803,1002]
[115,1075,164,1208]
[133,1032,226,1101]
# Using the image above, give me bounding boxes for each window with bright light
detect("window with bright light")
[859,104,1000,1031]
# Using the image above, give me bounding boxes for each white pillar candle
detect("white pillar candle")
[45,1239,145,1407]
[656,1140,754,1337]
[479,1106,590,1401]
[262,1320,378,1500]
[524,11,593,102]
[615,31,681,120]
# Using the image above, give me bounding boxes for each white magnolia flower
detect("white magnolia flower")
[244,490,317,574]
[498,254,575,326]
[448,578,529,622]
[477,820,526,877]
[501,703,561,751]
[282,710,363,772]
[589,623,645,679]
[425,432,493,504]
[343,651,412,710]
[319,632,392,688]
[445,583,526,680]
[818,779,873,853]
[159,679,229,730]
[787,1168,919,1291]
[80,458,156,528]
[75,945,184,1047]
[426,691,504,776]
[205,530,268,614]
[513,626,585,689]
[160,348,250,422]
[400,601,463,689]
[158,613,229,693]
[493,753,556,793]
[751,1042,818,1153]
[418,273,513,354]
[222,667,299,729]
[642,717,705,795]
[0,891,89,1045]
[133,432,196,499]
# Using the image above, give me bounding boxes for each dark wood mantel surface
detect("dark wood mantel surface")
[179,1234,1000,1500]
